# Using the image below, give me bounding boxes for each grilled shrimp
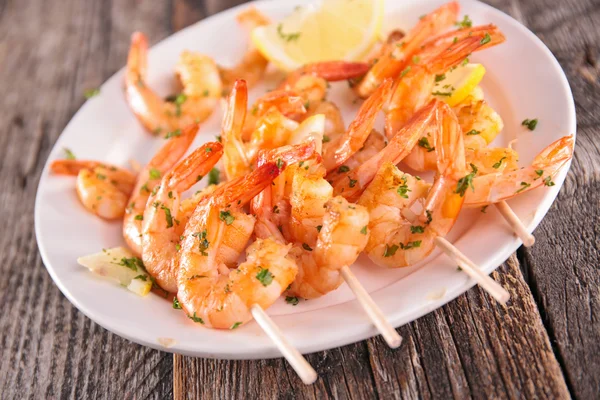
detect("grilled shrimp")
[141,142,223,293]
[51,160,136,220]
[464,135,574,207]
[125,32,221,135]
[332,99,440,201]
[177,163,298,329]
[354,1,460,98]
[123,123,200,256]
[358,101,467,268]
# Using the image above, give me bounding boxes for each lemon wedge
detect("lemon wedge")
[432,63,486,107]
[251,0,384,71]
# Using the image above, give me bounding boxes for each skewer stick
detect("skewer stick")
[494,201,535,247]
[434,237,510,304]
[250,304,317,385]
[340,265,402,348]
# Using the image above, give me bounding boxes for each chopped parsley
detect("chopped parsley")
[455,15,473,28]
[348,178,358,188]
[322,135,331,143]
[188,312,204,324]
[399,240,422,250]
[96,173,106,180]
[256,268,274,286]
[535,169,544,178]
[84,88,100,99]
[219,210,235,225]
[516,181,531,193]
[432,91,452,97]
[160,205,173,228]
[203,89,209,97]
[134,214,143,221]
[230,322,242,330]
[400,66,412,77]
[480,33,491,45]
[383,244,399,257]
[172,297,182,309]
[276,158,284,169]
[543,176,555,187]
[466,129,480,135]
[434,74,446,82]
[397,175,411,198]
[481,205,488,213]
[208,168,220,185]
[140,183,150,193]
[360,226,368,235]
[63,148,76,160]
[285,296,299,306]
[149,168,161,180]
[455,163,478,196]
[410,226,425,234]
[276,23,301,42]
[426,210,433,225]
[338,165,350,173]
[302,243,313,251]
[164,129,181,139]
[133,275,147,281]
[188,274,207,281]
[492,157,506,169]
[522,118,538,131]
[418,137,435,152]
[316,225,322,232]
[118,257,144,271]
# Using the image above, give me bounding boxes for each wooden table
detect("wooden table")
[1,0,598,398]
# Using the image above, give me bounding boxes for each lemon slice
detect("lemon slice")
[252,0,384,71]
[432,63,486,107]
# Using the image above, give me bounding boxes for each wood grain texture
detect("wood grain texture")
[0,0,598,398]
[0,1,174,399]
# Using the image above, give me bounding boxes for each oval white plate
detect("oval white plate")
[35,0,575,359]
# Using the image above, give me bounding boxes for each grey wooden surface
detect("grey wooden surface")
[0,0,598,398]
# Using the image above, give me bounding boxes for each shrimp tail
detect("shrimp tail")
[167,142,224,191]
[323,78,393,172]
[50,160,104,176]
[301,61,371,81]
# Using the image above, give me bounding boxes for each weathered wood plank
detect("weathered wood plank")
[0,0,174,399]
[486,0,600,397]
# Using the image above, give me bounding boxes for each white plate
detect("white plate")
[35,0,575,359]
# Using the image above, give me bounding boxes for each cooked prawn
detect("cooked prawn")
[125,32,221,135]
[177,163,297,329]
[464,135,574,207]
[123,123,200,256]
[358,101,467,268]
[141,142,224,293]
[50,160,136,220]
[354,1,460,98]
[332,100,440,202]
[221,79,252,180]
[321,78,393,173]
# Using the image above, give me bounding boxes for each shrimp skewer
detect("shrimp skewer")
[50,160,136,220]
[141,142,224,293]
[176,162,317,383]
[252,145,401,348]
[124,123,200,256]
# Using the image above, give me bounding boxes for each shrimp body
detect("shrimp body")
[464,135,574,207]
[287,197,369,299]
[141,143,223,293]
[51,160,136,220]
[359,102,467,268]
[177,163,296,329]
[124,123,200,256]
[125,32,221,134]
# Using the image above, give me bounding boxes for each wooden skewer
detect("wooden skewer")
[340,266,402,348]
[494,201,535,247]
[434,237,510,304]
[250,304,317,385]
